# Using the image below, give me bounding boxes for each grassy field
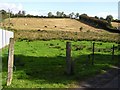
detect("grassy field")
[1,18,120,43]
[1,18,120,88]
[1,18,111,33]
[14,30,120,43]
[2,40,119,88]
[1,18,118,33]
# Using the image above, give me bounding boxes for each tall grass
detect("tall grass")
[14,30,120,43]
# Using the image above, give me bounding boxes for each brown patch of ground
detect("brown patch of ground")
[2,18,111,33]
[112,22,119,28]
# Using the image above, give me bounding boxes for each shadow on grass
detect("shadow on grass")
[2,54,119,87]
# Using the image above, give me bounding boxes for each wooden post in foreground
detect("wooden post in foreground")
[7,38,14,86]
[112,45,115,60]
[66,42,73,75]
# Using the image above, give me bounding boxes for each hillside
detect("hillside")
[1,18,120,42]
[1,18,111,33]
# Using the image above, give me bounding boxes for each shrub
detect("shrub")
[86,30,90,32]
[80,27,83,31]
[50,43,54,46]
[37,29,41,31]
[45,26,47,28]
[79,14,111,29]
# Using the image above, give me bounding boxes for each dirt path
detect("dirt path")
[80,66,120,88]
[103,75,120,88]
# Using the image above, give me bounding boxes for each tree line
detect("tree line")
[0,10,80,19]
[79,14,120,33]
[0,9,119,29]
[79,14,114,29]
[0,9,116,21]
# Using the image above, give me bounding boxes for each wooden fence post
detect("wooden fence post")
[92,42,95,65]
[112,45,115,60]
[66,42,73,75]
[118,44,120,66]
[86,55,91,65]
[7,38,14,86]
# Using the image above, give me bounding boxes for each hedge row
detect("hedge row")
[11,15,70,18]
[79,14,111,29]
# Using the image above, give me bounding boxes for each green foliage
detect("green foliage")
[106,15,113,24]
[69,12,75,18]
[48,12,53,17]
[17,10,26,17]
[94,16,99,19]
[79,14,111,29]
[56,11,64,17]
[100,17,104,20]
[75,13,79,19]
[0,10,9,20]
[113,19,120,23]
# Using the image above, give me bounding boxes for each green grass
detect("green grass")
[2,40,119,88]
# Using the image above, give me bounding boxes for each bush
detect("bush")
[80,27,83,31]
[45,26,47,28]
[79,14,111,29]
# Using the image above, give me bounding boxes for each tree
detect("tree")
[100,17,104,20]
[69,13,72,18]
[9,11,14,17]
[106,15,113,24]
[76,13,79,18]
[63,13,67,18]
[0,10,7,15]
[69,12,75,18]
[22,11,26,16]
[18,11,21,15]
[56,11,65,17]
[60,12,64,17]
[75,13,79,19]
[95,16,99,19]
[48,12,53,17]
[26,14,32,17]
[81,13,87,16]
[71,12,74,18]
[0,10,8,20]
[56,11,61,17]
[18,10,26,17]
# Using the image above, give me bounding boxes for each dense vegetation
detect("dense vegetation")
[79,14,120,33]
[79,14,111,29]
[0,9,116,21]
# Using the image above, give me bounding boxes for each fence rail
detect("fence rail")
[66,41,119,75]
